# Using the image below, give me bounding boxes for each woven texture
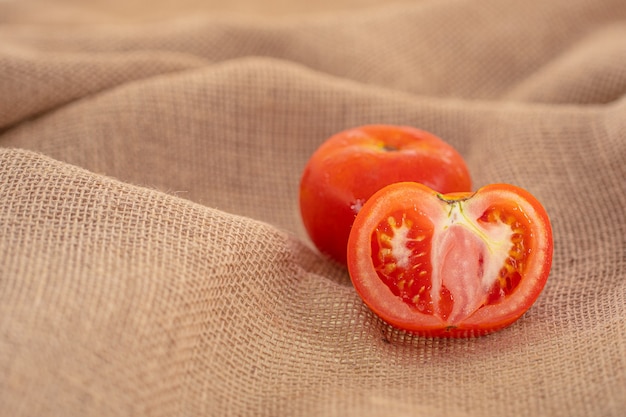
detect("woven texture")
[1,0,625,416]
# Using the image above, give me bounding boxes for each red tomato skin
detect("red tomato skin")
[346,182,553,338]
[299,125,472,265]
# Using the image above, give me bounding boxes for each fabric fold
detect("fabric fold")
[1,0,625,416]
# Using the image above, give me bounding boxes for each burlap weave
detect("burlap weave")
[1,0,625,416]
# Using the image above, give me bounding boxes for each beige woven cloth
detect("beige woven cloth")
[1,0,626,415]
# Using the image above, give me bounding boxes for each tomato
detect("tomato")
[299,125,471,265]
[347,182,553,337]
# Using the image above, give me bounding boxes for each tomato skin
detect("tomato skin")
[299,125,471,265]
[347,182,553,338]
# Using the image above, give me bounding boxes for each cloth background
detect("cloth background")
[1,0,625,415]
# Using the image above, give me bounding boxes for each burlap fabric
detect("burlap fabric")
[1,0,625,415]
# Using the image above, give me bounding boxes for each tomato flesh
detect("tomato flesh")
[371,210,436,314]
[347,182,553,337]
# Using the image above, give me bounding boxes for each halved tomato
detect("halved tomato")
[347,182,553,337]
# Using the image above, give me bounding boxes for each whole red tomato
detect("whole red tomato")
[299,125,471,265]
[347,182,553,337]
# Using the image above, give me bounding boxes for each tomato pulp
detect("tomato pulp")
[299,125,471,265]
[347,182,553,337]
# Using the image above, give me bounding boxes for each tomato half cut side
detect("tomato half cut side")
[346,182,553,337]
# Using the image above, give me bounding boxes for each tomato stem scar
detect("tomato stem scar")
[436,192,475,203]
[381,144,399,152]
